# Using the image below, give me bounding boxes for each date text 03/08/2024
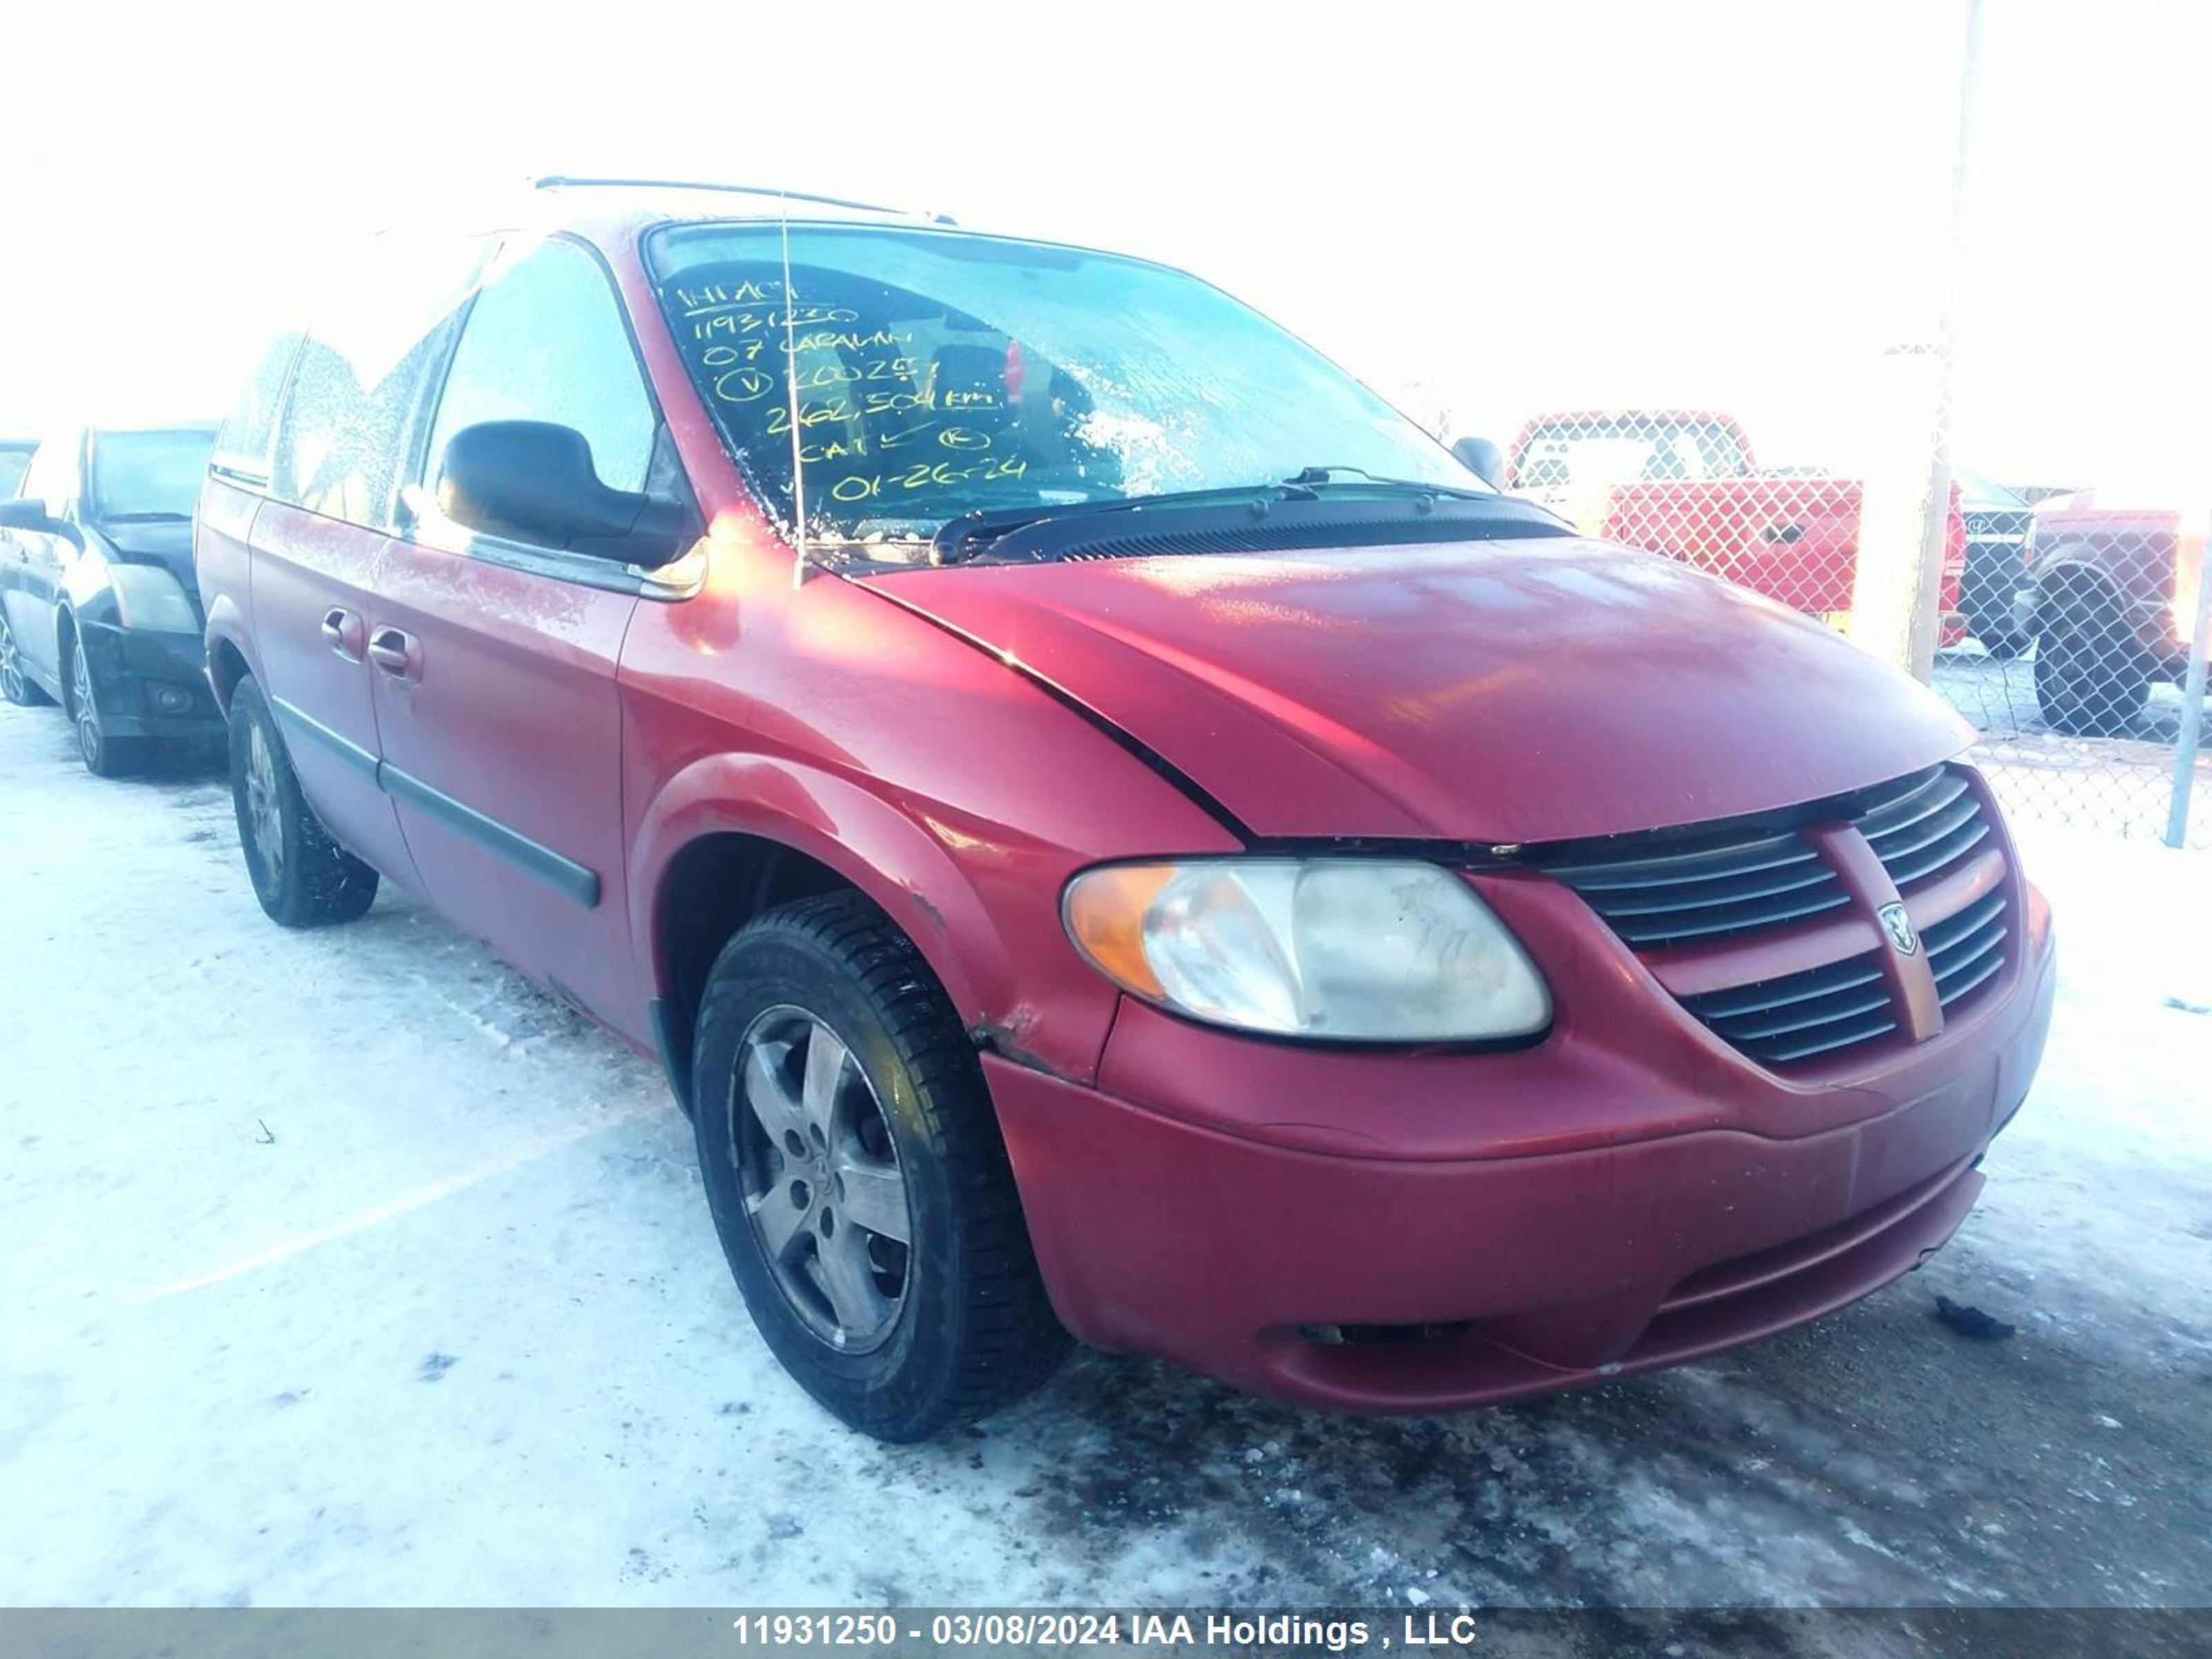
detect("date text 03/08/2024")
[729,1611,1489,1651]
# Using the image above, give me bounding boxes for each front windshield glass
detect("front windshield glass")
[650,224,1474,543]
[1512,418,1749,490]
[1953,467,2028,509]
[91,429,215,519]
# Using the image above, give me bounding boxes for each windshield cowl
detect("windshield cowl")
[935,487,1571,568]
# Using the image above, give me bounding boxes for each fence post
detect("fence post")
[1854,0,1984,684]
[2165,514,2212,847]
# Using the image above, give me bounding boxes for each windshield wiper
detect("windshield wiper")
[930,470,1522,565]
[1283,465,1495,500]
[932,482,1318,565]
[98,510,193,523]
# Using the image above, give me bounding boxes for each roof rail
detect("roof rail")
[530,176,955,225]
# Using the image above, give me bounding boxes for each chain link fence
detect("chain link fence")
[1458,413,2211,848]
[1421,0,2209,852]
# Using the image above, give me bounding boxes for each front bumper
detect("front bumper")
[77,617,224,741]
[990,870,2055,1412]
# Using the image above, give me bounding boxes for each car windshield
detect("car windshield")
[1953,467,2029,509]
[649,223,1475,547]
[91,429,215,519]
[1515,418,1748,489]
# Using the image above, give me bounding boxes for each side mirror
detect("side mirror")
[1452,435,1505,489]
[438,421,687,565]
[0,497,64,535]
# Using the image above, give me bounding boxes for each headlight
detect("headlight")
[1062,859,1550,1042]
[109,564,198,633]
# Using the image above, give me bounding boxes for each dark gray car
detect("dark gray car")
[0,422,222,774]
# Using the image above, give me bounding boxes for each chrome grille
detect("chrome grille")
[1853,765,1994,890]
[1535,762,2012,1071]
[1963,509,2032,542]
[1679,950,1898,1065]
[1532,825,1849,947]
[1923,889,2009,1010]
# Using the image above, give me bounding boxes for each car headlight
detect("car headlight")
[109,563,198,633]
[1062,859,1550,1042]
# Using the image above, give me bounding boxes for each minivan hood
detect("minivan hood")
[863,538,1971,844]
[95,518,198,593]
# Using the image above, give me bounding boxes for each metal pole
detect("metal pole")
[2164,513,2212,847]
[1911,0,1986,683]
[1856,0,1983,683]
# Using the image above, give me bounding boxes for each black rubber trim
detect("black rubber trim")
[270,695,379,781]
[379,764,601,908]
[270,693,601,908]
[962,491,1572,567]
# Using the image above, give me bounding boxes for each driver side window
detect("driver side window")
[425,237,657,516]
[20,435,75,514]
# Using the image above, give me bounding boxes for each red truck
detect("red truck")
[2017,487,2208,734]
[1465,410,1967,644]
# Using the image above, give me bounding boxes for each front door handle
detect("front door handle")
[366,626,422,682]
[321,607,366,661]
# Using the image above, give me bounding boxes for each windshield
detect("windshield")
[1513,418,1749,490]
[1953,467,2029,509]
[0,450,29,500]
[650,224,1474,544]
[91,429,215,519]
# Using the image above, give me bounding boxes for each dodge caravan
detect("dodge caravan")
[196,180,2054,1440]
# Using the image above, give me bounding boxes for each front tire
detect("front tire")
[2034,610,2147,736]
[64,629,145,777]
[692,892,1067,1441]
[1966,615,2027,660]
[227,677,379,926]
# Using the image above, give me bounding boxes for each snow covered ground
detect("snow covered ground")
[1,698,2208,1611]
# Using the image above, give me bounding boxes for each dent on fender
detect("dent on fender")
[968,1013,1071,1080]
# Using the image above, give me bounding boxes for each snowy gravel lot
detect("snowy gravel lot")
[2,697,2209,1612]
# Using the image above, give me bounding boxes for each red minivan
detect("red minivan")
[197,180,2054,1440]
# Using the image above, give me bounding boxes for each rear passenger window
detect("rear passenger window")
[424,238,655,502]
[212,329,306,486]
[272,234,490,529]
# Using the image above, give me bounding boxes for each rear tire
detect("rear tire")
[691,891,1067,1440]
[0,610,53,706]
[2034,608,2147,736]
[227,677,379,926]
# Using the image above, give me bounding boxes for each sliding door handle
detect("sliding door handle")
[366,626,421,682]
[321,607,366,661]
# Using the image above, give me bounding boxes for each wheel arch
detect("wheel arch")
[630,754,1018,1115]
[54,603,81,692]
[203,598,256,714]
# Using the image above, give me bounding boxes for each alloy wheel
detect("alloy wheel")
[70,641,100,765]
[729,1005,912,1353]
[243,719,285,884]
[0,615,24,704]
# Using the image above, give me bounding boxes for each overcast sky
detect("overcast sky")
[5,0,2204,487]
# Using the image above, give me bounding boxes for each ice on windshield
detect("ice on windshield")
[650,225,1470,545]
